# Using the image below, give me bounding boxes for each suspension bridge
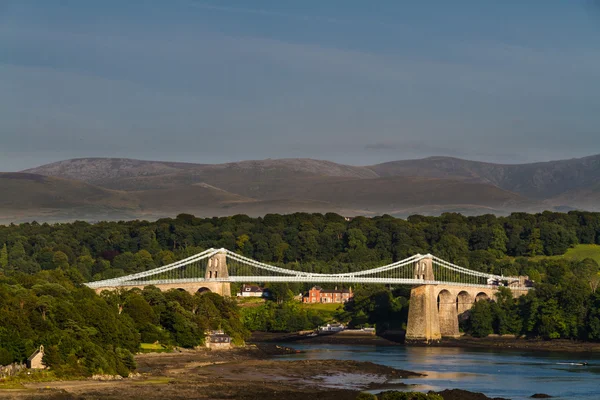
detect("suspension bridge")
[85,248,531,342]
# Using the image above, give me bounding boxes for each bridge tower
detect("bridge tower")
[405,256,442,342]
[205,250,231,297]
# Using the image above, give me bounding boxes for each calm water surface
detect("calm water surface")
[276,343,600,400]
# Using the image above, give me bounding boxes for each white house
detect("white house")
[237,284,265,297]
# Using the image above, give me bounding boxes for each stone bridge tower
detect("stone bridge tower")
[205,251,229,280]
[405,254,511,342]
[204,250,231,297]
[406,256,441,341]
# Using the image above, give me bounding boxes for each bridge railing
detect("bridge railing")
[84,247,531,291]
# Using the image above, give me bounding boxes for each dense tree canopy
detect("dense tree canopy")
[1,211,600,375]
[1,211,598,281]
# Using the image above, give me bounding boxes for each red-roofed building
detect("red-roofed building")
[303,286,353,304]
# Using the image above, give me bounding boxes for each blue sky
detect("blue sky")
[1,0,599,170]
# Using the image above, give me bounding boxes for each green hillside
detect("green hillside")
[528,244,600,264]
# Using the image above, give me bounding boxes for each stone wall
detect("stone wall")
[406,284,523,342]
[0,363,26,379]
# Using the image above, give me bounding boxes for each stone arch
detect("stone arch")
[197,287,212,294]
[437,289,453,310]
[475,292,489,302]
[437,289,459,337]
[456,291,473,315]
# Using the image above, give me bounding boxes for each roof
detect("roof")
[242,285,264,292]
[321,289,351,294]
[311,286,351,294]
[28,346,44,361]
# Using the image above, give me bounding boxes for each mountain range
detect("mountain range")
[1,154,599,222]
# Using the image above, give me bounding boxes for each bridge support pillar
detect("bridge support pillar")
[205,251,231,297]
[438,290,459,338]
[405,285,441,342]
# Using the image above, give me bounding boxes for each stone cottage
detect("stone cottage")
[205,330,232,350]
[27,345,47,369]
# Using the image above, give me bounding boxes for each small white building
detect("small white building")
[237,284,265,297]
[27,345,47,369]
[318,323,345,333]
[205,330,232,350]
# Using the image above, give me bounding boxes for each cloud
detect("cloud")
[1,3,600,170]
[179,0,344,25]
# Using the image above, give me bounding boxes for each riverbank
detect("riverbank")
[252,331,600,353]
[4,346,416,400]
[0,345,515,400]
[434,336,600,353]
[251,331,402,346]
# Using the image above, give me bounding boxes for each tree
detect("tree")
[0,347,13,366]
[539,222,577,256]
[8,241,26,264]
[468,299,493,337]
[527,228,544,257]
[53,251,70,270]
[432,234,469,266]
[491,287,521,335]
[0,243,8,270]
[489,225,508,256]
[585,293,600,340]
[265,283,294,304]
[135,250,156,272]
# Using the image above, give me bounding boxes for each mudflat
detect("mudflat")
[9,346,419,399]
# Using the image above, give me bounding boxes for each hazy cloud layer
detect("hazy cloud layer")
[1,0,599,170]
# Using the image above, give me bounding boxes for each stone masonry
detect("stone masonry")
[405,255,528,342]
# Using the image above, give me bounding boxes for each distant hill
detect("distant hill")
[24,158,377,188]
[0,172,139,223]
[368,154,600,200]
[8,154,600,222]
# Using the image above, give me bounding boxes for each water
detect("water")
[276,343,600,399]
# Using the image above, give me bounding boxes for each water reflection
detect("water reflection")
[276,343,600,400]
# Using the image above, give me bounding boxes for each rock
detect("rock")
[434,389,510,400]
[530,395,553,399]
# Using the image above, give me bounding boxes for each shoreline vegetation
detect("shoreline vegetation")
[1,344,513,400]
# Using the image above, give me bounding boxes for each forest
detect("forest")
[0,211,600,375]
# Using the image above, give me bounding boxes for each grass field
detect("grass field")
[527,244,600,264]
[236,297,266,308]
[139,343,171,353]
[301,303,343,312]
[301,302,343,321]
[562,244,600,264]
